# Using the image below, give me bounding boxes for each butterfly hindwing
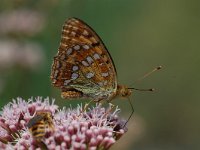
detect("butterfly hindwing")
[51,18,117,101]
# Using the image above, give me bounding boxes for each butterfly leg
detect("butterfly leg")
[82,99,93,113]
[82,99,111,111]
[106,102,116,114]
[123,97,134,128]
[93,99,116,113]
[93,98,111,106]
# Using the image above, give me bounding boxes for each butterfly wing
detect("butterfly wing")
[51,18,117,101]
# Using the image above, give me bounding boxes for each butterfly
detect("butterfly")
[50,18,133,103]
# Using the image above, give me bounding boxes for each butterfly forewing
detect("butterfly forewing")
[51,18,117,101]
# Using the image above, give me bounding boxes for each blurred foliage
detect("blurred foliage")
[0,0,200,150]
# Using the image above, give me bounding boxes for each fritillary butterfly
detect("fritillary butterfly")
[50,18,132,102]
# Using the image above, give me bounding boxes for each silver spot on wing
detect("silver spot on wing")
[86,72,95,79]
[86,56,94,64]
[83,45,90,50]
[101,72,109,77]
[64,80,71,85]
[66,48,73,55]
[74,45,80,50]
[82,60,89,67]
[72,65,79,71]
[71,73,79,80]
[93,53,100,60]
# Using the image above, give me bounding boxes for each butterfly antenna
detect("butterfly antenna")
[132,66,162,85]
[123,97,134,128]
[128,66,162,91]
[128,87,154,92]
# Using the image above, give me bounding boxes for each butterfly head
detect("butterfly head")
[116,85,132,98]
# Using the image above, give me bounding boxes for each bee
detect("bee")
[27,111,55,141]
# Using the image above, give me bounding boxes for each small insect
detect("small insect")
[27,111,54,141]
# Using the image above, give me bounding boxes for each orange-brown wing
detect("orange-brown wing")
[50,18,117,101]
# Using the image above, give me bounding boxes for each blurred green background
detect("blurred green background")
[0,0,200,149]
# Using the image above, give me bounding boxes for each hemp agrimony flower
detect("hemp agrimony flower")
[0,97,127,150]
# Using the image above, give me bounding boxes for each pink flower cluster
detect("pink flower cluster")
[0,97,127,150]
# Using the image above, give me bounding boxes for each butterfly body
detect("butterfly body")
[51,18,132,102]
